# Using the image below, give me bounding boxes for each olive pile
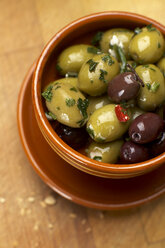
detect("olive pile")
[42,25,165,164]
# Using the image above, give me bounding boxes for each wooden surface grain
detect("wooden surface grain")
[1,0,165,247]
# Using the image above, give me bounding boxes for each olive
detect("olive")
[43,82,88,128]
[54,123,88,149]
[149,131,165,157]
[135,64,165,111]
[129,26,165,64]
[120,141,149,163]
[86,104,131,142]
[86,139,123,163]
[78,53,119,96]
[100,28,134,59]
[129,113,164,144]
[108,72,140,103]
[56,44,96,75]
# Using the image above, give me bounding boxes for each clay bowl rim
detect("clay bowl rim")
[32,11,165,176]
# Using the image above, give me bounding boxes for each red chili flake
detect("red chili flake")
[115,105,130,122]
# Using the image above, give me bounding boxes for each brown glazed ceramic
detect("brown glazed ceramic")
[17,64,165,210]
[32,11,165,178]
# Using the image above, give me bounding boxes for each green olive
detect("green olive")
[57,44,97,75]
[87,95,112,116]
[100,28,134,59]
[78,53,119,96]
[43,77,78,91]
[136,64,165,111]
[131,107,145,121]
[157,57,165,77]
[129,27,165,64]
[44,82,88,128]
[86,139,123,163]
[86,104,131,142]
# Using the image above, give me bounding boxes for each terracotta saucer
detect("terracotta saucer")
[17,64,165,210]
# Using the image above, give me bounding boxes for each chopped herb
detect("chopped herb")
[143,65,149,68]
[65,72,78,78]
[149,67,156,72]
[87,59,99,72]
[45,112,57,121]
[131,61,137,69]
[87,47,101,54]
[146,24,156,32]
[121,101,134,109]
[70,87,78,92]
[56,107,60,110]
[77,98,89,119]
[42,85,53,102]
[86,126,95,139]
[101,54,114,66]
[99,69,108,83]
[90,79,94,83]
[54,85,61,90]
[151,82,160,92]
[91,31,103,46]
[93,156,102,161]
[125,137,131,142]
[146,83,151,90]
[134,27,142,35]
[65,98,76,107]
[77,119,86,127]
[158,42,161,48]
[146,82,160,92]
[56,64,62,73]
[95,137,105,142]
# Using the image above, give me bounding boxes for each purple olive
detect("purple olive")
[129,113,164,144]
[149,131,165,157]
[54,122,88,149]
[120,141,149,164]
[107,72,140,103]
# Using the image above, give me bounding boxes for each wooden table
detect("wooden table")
[1,0,165,247]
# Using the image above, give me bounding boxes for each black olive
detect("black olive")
[120,141,149,164]
[129,113,164,144]
[54,122,88,149]
[149,131,165,157]
[107,72,140,103]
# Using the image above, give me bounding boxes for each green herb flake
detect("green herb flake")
[77,119,85,127]
[87,59,99,72]
[45,112,57,121]
[158,42,161,48]
[55,85,61,90]
[93,156,102,161]
[56,107,60,110]
[131,61,137,69]
[42,85,53,102]
[149,67,156,72]
[95,137,105,142]
[56,64,62,73]
[86,126,95,139]
[146,83,151,90]
[65,72,78,78]
[87,47,101,54]
[101,54,114,66]
[70,87,78,92]
[143,64,149,68]
[99,69,108,83]
[146,24,156,32]
[90,79,94,84]
[134,27,142,35]
[151,82,160,93]
[77,98,89,119]
[65,98,76,107]
[91,31,103,46]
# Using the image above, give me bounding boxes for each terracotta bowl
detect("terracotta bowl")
[32,11,165,179]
